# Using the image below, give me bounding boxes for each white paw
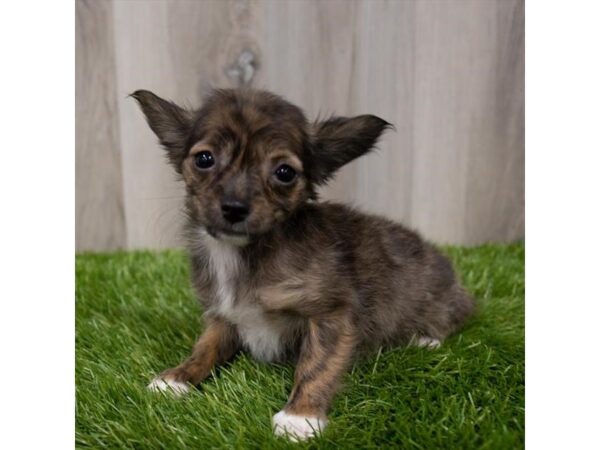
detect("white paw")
[272,410,327,441]
[415,336,441,349]
[147,376,191,396]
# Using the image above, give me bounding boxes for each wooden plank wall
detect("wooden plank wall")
[76,0,524,250]
[76,0,126,250]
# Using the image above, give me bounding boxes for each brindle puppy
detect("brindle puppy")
[132,88,474,441]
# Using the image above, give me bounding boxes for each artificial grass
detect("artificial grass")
[76,243,524,449]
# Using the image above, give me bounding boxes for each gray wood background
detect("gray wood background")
[76,0,524,251]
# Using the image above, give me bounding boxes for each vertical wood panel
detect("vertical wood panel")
[464,0,524,243]
[349,0,416,223]
[411,0,485,243]
[76,0,126,251]
[411,0,524,244]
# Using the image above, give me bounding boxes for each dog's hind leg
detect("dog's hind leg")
[412,335,442,349]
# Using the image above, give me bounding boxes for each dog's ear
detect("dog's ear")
[310,115,391,184]
[130,90,193,171]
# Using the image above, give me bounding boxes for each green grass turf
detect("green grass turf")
[76,243,524,449]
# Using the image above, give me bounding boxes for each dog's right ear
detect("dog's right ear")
[130,90,193,171]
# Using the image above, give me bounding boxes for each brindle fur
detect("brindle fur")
[133,88,474,430]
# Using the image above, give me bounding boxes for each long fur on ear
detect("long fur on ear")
[310,115,392,184]
[130,90,193,171]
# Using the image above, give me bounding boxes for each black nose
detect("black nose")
[221,200,250,224]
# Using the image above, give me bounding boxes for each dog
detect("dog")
[132,88,474,441]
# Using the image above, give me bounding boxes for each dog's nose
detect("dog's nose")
[221,200,250,224]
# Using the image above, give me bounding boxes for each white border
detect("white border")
[527,1,600,449]
[0,1,74,449]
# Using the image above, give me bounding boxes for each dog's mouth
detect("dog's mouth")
[206,226,251,247]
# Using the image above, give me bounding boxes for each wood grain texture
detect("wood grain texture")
[76,0,524,250]
[463,0,524,243]
[76,0,126,251]
[343,0,416,224]
[411,0,525,244]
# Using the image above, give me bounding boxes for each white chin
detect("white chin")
[217,233,250,247]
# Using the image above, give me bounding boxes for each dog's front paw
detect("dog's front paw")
[272,410,327,441]
[147,371,191,396]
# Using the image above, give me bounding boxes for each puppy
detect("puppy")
[132,88,474,441]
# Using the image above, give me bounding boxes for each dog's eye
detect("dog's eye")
[274,164,297,184]
[194,151,215,169]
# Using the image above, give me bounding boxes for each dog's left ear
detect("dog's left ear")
[310,115,392,184]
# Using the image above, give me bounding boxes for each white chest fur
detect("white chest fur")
[203,233,286,362]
